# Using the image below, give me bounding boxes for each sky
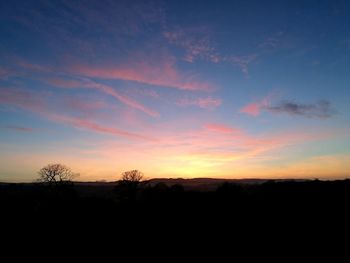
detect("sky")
[1,0,350,182]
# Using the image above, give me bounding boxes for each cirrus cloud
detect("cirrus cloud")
[45,77,160,118]
[0,87,153,141]
[176,97,222,110]
[71,59,215,92]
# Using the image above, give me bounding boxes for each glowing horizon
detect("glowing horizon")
[1,0,350,182]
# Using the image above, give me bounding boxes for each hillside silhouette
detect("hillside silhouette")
[1,175,350,261]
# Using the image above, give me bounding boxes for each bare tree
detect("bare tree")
[38,163,78,185]
[121,170,144,182]
[115,170,144,200]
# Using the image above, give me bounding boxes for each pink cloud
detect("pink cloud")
[240,102,262,116]
[0,87,153,141]
[176,97,222,110]
[84,81,160,117]
[45,77,160,117]
[240,96,270,116]
[127,120,329,167]
[204,124,241,134]
[5,84,326,173]
[71,60,214,91]
[47,114,155,141]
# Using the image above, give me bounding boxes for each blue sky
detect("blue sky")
[1,0,350,181]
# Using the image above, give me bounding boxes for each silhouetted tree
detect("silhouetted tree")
[114,170,144,201]
[38,163,78,186]
[121,170,144,182]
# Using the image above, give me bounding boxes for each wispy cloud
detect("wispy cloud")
[61,96,114,118]
[0,87,153,141]
[17,60,52,73]
[163,28,257,77]
[163,28,219,63]
[258,32,285,50]
[258,37,280,49]
[266,100,336,118]
[1,125,33,132]
[0,87,49,113]
[204,124,241,134]
[125,88,160,99]
[226,54,258,77]
[45,77,160,117]
[45,78,82,88]
[47,114,155,141]
[71,59,215,91]
[176,97,222,110]
[95,121,331,178]
[84,81,160,118]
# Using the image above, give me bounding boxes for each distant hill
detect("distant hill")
[0,178,309,192]
[144,178,308,191]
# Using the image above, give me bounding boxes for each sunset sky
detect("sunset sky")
[1,0,350,182]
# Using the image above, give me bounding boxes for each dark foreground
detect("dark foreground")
[1,179,349,261]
